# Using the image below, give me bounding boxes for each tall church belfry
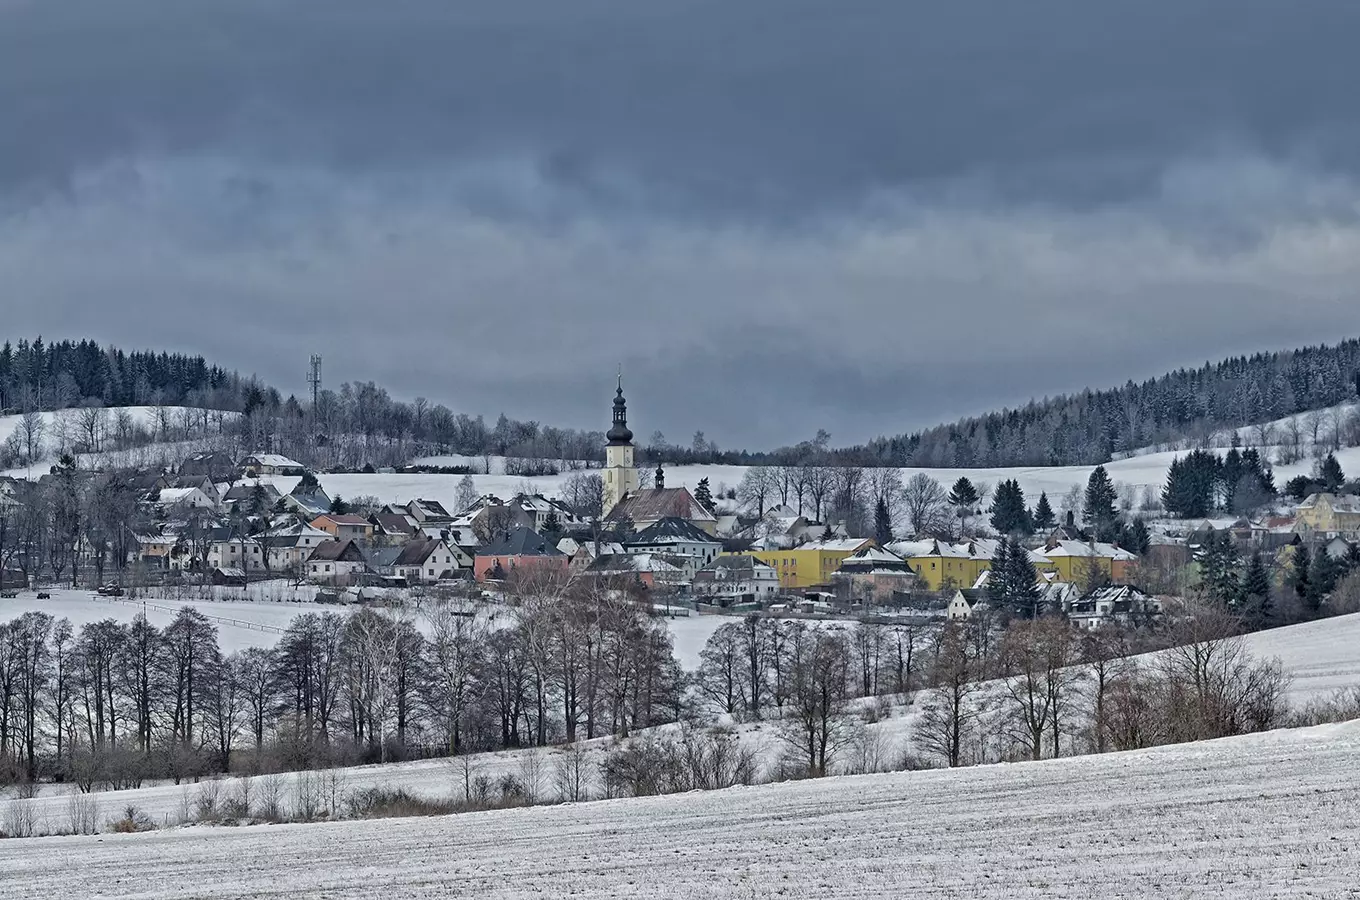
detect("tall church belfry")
[603,373,639,515]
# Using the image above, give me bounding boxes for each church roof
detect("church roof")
[606,488,717,525]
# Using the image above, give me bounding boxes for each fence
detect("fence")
[88,594,286,635]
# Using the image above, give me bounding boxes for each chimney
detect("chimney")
[656,464,665,491]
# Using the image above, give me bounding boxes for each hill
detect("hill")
[858,337,1360,468]
[8,335,1360,476]
[2,719,1357,898]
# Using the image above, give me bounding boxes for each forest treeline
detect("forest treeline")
[8,335,1360,471]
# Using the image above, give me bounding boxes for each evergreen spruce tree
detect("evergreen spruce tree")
[1195,530,1240,607]
[1084,465,1120,541]
[989,479,1032,536]
[948,477,981,538]
[1221,447,1244,511]
[873,498,894,547]
[1031,492,1056,532]
[541,510,563,540]
[694,477,715,513]
[1318,452,1345,491]
[1122,518,1151,557]
[986,538,1012,605]
[1241,551,1273,629]
[1306,549,1341,612]
[1006,537,1041,618]
[1162,450,1223,518]
[329,495,349,515]
[1291,544,1312,606]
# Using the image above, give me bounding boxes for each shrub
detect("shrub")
[343,787,454,819]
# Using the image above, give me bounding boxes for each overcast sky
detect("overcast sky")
[5,0,1360,449]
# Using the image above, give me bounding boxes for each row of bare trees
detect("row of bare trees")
[0,460,144,589]
[0,574,685,791]
[695,607,1293,777]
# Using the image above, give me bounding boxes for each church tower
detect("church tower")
[603,373,639,515]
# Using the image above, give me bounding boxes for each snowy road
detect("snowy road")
[2,721,1358,899]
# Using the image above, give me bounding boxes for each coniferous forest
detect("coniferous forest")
[856,339,1360,468]
[6,335,1360,470]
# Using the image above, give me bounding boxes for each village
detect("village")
[4,380,1358,638]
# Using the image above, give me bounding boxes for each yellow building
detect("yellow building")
[1295,493,1360,537]
[732,538,873,589]
[1038,540,1137,584]
[895,539,977,591]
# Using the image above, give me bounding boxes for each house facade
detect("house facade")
[307,540,368,585]
[1295,493,1360,538]
[393,538,470,583]
[692,555,780,602]
[732,538,874,589]
[310,514,375,542]
[625,517,724,579]
[473,526,569,582]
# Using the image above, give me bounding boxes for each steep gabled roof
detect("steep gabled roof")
[371,513,417,535]
[367,546,405,569]
[697,555,777,577]
[479,526,562,557]
[393,538,445,567]
[315,514,370,527]
[308,539,366,563]
[630,516,723,546]
[606,488,716,525]
[586,553,681,575]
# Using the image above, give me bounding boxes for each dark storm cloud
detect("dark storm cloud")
[4,0,1360,447]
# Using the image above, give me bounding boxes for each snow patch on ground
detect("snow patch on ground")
[1,720,1358,898]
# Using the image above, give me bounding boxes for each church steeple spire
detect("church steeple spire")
[607,367,633,446]
[603,370,640,516]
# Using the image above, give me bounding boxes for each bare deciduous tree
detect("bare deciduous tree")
[902,473,948,537]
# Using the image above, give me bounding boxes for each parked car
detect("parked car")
[96,584,125,596]
[35,592,51,600]
[0,590,17,599]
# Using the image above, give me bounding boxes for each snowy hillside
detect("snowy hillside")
[0,405,232,475]
[0,603,1353,836]
[2,720,1357,898]
[262,452,1193,522]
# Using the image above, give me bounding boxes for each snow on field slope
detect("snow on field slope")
[0,587,727,669]
[0,589,336,653]
[3,720,1358,899]
[1244,613,1360,703]
[272,446,1360,525]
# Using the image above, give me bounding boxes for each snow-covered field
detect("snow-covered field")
[2,720,1358,899]
[257,444,1360,531]
[0,588,335,652]
[0,586,729,669]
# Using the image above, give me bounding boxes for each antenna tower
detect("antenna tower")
[307,355,322,410]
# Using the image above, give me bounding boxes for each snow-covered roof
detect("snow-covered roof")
[1298,493,1360,514]
[1042,540,1136,560]
[891,539,970,559]
[243,453,304,469]
[154,487,202,504]
[630,517,723,546]
[799,538,873,553]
